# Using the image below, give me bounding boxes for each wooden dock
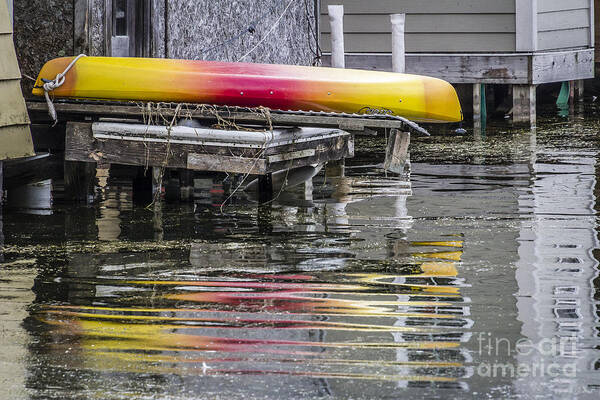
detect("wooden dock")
[24,99,422,204]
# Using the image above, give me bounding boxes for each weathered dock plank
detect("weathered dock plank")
[65,122,354,175]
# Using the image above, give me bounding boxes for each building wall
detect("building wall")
[0,0,33,160]
[320,0,517,53]
[320,0,595,54]
[537,0,593,51]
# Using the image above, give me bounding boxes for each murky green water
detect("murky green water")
[1,107,600,399]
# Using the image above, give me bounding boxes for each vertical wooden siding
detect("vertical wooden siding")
[537,0,592,51]
[320,0,516,53]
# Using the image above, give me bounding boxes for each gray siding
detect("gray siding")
[537,0,592,51]
[320,0,516,53]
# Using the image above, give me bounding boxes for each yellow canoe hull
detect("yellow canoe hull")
[33,57,463,123]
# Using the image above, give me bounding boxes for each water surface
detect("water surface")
[1,108,600,399]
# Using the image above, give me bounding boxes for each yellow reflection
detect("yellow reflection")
[413,251,463,261]
[412,241,464,248]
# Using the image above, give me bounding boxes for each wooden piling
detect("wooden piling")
[132,167,153,205]
[64,161,96,203]
[473,83,486,135]
[325,160,345,178]
[512,85,536,127]
[258,173,274,204]
[390,14,406,74]
[96,162,110,200]
[304,178,313,202]
[328,5,345,68]
[573,80,585,102]
[384,129,410,174]
[152,166,162,200]
[179,169,194,202]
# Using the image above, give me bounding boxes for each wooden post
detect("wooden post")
[178,169,193,202]
[473,83,486,135]
[328,5,345,68]
[573,80,585,102]
[152,202,164,241]
[390,14,406,73]
[304,178,313,202]
[325,160,345,178]
[96,162,110,200]
[132,167,152,205]
[513,85,537,127]
[258,174,273,204]
[569,80,576,103]
[64,161,96,203]
[152,166,162,200]
[384,129,410,174]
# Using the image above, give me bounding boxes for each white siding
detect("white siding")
[320,0,516,53]
[537,0,593,50]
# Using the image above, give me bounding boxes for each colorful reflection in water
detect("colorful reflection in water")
[30,239,470,389]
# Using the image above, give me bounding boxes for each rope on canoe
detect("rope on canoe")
[42,54,87,125]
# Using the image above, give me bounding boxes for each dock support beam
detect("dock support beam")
[328,5,345,68]
[384,129,410,174]
[512,85,536,127]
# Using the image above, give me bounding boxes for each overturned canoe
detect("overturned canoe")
[32,56,462,123]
